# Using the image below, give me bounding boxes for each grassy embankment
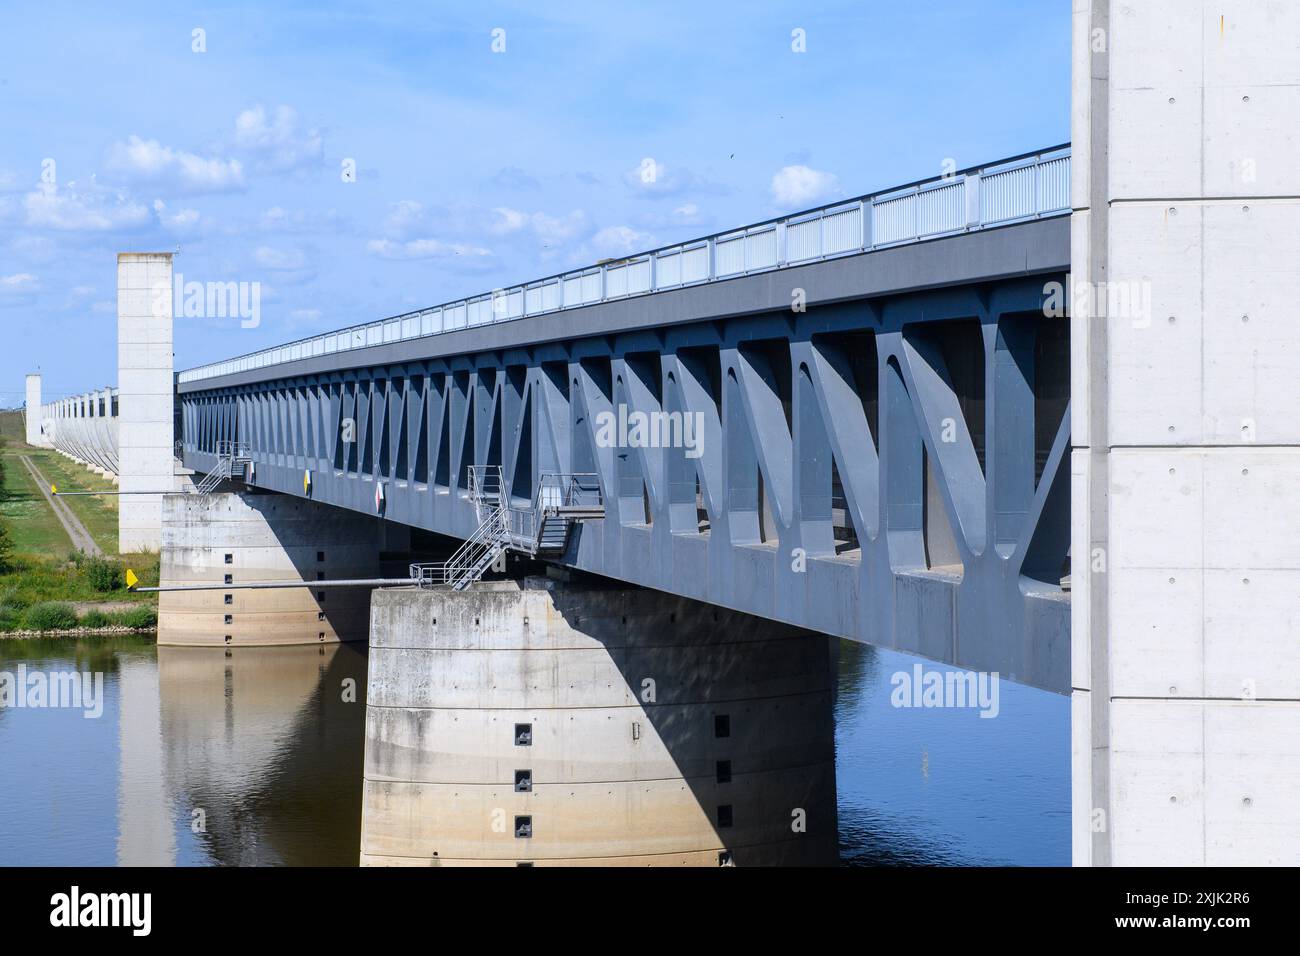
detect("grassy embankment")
[0,410,158,633]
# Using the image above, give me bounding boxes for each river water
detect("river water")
[0,635,1068,866]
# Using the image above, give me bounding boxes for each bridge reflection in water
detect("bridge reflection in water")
[149,641,370,866]
[0,630,1064,865]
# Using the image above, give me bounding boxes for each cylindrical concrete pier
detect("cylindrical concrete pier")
[159,491,383,647]
[361,576,838,866]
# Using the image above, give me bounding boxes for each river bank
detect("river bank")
[0,626,157,640]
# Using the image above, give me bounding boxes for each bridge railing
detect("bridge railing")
[178,146,1070,385]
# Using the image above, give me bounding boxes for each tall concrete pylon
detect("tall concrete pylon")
[24,373,45,446]
[118,252,176,553]
[1072,0,1300,865]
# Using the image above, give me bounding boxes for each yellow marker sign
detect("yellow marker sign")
[50,484,57,494]
[126,569,139,590]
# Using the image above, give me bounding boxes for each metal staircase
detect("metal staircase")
[192,441,252,495]
[432,466,605,591]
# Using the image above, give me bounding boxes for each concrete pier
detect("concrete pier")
[118,252,176,552]
[1072,0,1300,864]
[159,491,383,647]
[24,374,45,446]
[360,577,838,866]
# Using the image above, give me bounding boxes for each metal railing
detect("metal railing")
[178,146,1070,385]
[441,505,508,590]
[408,467,607,591]
[537,472,603,513]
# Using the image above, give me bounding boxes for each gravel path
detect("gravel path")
[19,454,103,557]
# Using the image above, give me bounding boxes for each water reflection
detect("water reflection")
[155,643,370,865]
[0,634,1067,867]
[0,637,370,866]
[834,640,1069,866]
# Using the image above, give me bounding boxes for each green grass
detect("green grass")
[0,601,157,634]
[0,553,156,607]
[0,414,158,623]
[0,443,72,553]
[18,448,120,555]
[0,411,26,444]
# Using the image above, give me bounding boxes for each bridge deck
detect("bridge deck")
[179,211,1072,694]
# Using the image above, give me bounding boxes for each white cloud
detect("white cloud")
[529,210,587,245]
[258,205,343,233]
[24,181,151,231]
[105,136,244,194]
[770,165,840,208]
[366,238,492,261]
[233,105,323,172]
[0,272,39,307]
[623,159,723,198]
[380,199,432,240]
[153,199,201,234]
[490,206,529,234]
[489,207,588,247]
[591,225,654,257]
[0,272,38,290]
[254,245,309,270]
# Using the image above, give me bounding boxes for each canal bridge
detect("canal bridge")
[174,146,1074,694]
[21,0,1300,867]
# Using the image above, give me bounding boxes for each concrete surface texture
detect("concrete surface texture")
[118,252,176,552]
[361,576,839,866]
[24,374,45,446]
[1071,0,1300,865]
[159,491,383,646]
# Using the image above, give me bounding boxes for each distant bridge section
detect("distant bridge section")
[26,380,121,479]
[177,147,1073,692]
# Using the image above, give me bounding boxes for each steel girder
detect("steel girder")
[181,273,1071,692]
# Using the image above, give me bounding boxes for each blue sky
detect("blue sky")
[0,0,1068,405]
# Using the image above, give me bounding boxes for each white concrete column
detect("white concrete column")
[118,252,176,553]
[1073,0,1300,865]
[24,374,44,446]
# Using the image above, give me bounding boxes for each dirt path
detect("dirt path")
[18,454,103,557]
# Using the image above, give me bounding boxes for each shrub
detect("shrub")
[115,605,158,629]
[0,520,13,573]
[79,610,111,628]
[0,587,28,611]
[83,557,125,593]
[122,552,161,589]
[0,605,22,632]
[22,602,79,632]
